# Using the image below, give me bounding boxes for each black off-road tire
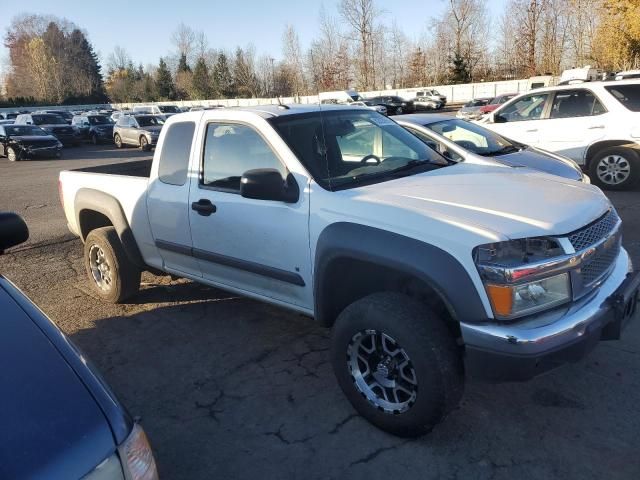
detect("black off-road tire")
[331,292,464,437]
[84,226,140,303]
[589,146,640,191]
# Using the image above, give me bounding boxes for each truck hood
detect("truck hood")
[0,284,115,479]
[351,162,610,240]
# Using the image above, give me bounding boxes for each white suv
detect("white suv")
[479,80,640,190]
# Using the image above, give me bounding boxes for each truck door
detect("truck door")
[147,120,202,277]
[187,120,312,309]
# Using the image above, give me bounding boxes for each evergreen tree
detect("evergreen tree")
[177,53,191,73]
[448,53,471,84]
[191,57,211,99]
[155,58,175,100]
[212,53,235,98]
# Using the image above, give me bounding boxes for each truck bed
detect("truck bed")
[72,159,152,178]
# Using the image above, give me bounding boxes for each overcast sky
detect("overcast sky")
[1,0,508,69]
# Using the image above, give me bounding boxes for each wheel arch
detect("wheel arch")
[584,140,638,168]
[313,222,489,331]
[75,188,146,269]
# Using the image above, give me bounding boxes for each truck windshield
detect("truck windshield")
[269,110,448,191]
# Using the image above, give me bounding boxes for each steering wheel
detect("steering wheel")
[360,154,381,165]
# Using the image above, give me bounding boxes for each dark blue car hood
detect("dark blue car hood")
[0,286,115,479]
[496,147,583,181]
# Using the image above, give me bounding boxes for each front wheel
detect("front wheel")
[139,136,150,151]
[7,146,20,162]
[91,134,99,145]
[114,133,123,148]
[84,227,141,303]
[589,146,640,190]
[395,106,403,115]
[331,292,463,437]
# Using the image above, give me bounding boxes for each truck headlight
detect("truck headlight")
[119,424,158,480]
[485,273,571,319]
[475,237,571,319]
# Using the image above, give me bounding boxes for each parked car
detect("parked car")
[14,113,79,146]
[479,80,640,190]
[397,114,587,182]
[0,111,20,120]
[478,93,518,115]
[111,110,131,123]
[0,124,63,161]
[414,97,444,111]
[414,89,447,105]
[133,105,180,117]
[113,114,164,150]
[0,119,15,125]
[351,100,387,115]
[615,70,640,81]
[34,109,74,124]
[318,89,363,104]
[456,98,492,120]
[367,95,415,115]
[0,212,159,480]
[59,104,639,438]
[72,114,115,144]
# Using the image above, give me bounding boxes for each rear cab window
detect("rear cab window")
[158,122,195,186]
[605,84,640,112]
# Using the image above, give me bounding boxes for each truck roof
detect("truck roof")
[231,103,370,118]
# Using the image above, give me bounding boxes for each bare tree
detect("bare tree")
[171,22,196,66]
[106,45,131,73]
[389,21,408,88]
[339,0,380,89]
[510,0,548,76]
[282,24,306,97]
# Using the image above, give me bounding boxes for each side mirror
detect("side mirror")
[493,113,507,123]
[0,212,29,254]
[240,169,299,203]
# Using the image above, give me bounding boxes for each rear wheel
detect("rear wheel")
[84,227,140,303]
[396,106,404,115]
[114,133,123,148]
[331,292,463,437]
[589,146,640,190]
[7,146,20,162]
[91,134,98,145]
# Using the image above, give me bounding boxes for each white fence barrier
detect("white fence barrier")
[0,77,557,114]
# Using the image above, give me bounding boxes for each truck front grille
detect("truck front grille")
[580,239,621,287]
[568,209,619,251]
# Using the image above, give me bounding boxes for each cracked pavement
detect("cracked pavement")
[1,145,639,479]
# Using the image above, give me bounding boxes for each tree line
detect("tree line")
[2,0,639,106]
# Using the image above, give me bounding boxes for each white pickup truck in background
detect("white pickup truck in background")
[59,104,639,437]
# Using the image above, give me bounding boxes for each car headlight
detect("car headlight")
[118,423,159,480]
[474,237,571,320]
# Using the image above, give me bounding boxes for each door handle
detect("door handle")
[588,125,605,129]
[191,199,217,216]
[525,129,538,133]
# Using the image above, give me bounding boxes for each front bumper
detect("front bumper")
[24,146,62,158]
[462,248,638,381]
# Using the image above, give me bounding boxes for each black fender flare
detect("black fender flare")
[74,188,146,269]
[313,222,489,326]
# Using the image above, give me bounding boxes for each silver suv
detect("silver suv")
[113,114,165,151]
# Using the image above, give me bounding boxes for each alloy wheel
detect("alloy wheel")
[89,244,112,291]
[596,154,631,186]
[347,329,418,414]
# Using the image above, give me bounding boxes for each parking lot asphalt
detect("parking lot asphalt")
[1,144,639,480]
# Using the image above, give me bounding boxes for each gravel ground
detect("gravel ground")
[1,144,639,480]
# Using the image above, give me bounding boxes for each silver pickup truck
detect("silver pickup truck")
[59,105,639,437]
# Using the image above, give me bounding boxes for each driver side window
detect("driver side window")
[202,123,287,192]
[499,93,549,122]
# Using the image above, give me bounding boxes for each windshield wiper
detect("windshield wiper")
[481,145,521,156]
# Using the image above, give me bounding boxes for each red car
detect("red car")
[479,93,518,114]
